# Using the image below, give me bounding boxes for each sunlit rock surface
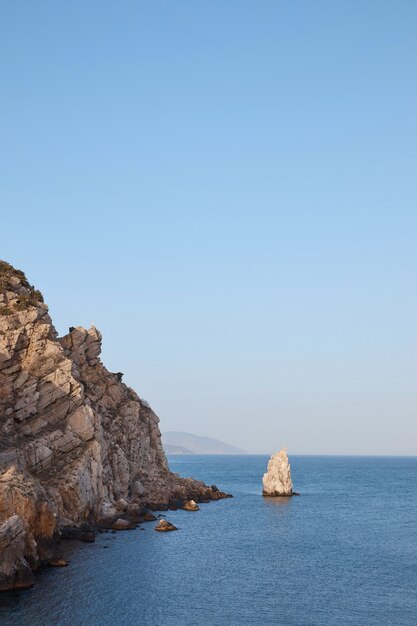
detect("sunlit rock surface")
[262,448,294,496]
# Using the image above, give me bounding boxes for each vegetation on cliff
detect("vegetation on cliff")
[0,261,43,315]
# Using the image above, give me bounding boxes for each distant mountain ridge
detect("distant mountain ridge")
[163,432,248,455]
[164,444,193,455]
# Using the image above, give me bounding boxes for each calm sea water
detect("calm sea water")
[0,455,416,626]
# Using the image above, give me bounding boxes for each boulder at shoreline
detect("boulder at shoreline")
[154,519,177,532]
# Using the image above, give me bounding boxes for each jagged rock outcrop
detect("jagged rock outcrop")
[0,261,230,590]
[262,448,294,496]
[0,515,35,591]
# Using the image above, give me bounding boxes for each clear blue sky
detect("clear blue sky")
[1,1,416,454]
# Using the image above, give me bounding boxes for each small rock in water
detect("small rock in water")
[262,448,294,496]
[182,499,199,511]
[154,519,177,532]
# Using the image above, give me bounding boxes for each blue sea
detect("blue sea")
[1,455,416,626]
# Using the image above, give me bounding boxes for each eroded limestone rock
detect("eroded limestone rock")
[262,448,294,496]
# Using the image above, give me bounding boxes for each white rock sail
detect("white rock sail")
[262,448,294,496]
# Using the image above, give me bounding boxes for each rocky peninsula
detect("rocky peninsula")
[0,261,230,591]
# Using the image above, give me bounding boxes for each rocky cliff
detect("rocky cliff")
[0,261,229,591]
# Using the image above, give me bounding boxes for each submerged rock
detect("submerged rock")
[262,448,294,496]
[154,519,177,532]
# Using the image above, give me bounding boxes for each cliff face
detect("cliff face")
[0,261,227,591]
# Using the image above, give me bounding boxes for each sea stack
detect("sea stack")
[262,448,294,496]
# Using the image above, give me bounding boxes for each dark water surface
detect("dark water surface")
[1,455,416,626]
